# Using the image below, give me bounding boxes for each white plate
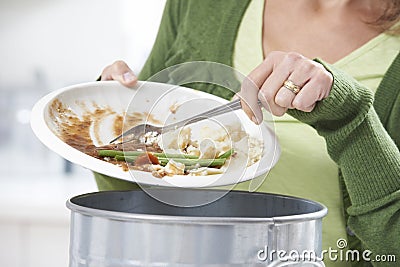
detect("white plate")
[31,81,280,188]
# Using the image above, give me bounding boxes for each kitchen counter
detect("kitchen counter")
[0,169,96,223]
[0,167,97,267]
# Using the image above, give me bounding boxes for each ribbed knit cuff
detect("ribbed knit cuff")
[339,111,400,212]
[288,59,400,213]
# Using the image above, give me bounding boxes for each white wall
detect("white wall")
[0,0,165,90]
[0,1,165,266]
[0,0,165,175]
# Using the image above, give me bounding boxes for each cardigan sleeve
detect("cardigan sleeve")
[288,61,400,262]
[138,0,185,81]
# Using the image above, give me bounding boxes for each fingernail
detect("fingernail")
[123,72,135,82]
[251,116,258,124]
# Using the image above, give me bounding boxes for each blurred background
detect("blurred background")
[0,0,165,266]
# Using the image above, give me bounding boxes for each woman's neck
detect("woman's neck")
[313,0,387,23]
[262,0,386,63]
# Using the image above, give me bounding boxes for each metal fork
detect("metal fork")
[109,98,243,144]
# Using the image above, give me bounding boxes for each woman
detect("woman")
[98,0,400,266]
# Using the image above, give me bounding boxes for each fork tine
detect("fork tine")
[109,134,123,144]
[109,125,141,144]
[110,136,137,145]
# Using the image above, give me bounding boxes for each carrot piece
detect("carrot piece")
[134,152,159,166]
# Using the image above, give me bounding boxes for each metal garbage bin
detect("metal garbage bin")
[67,189,327,266]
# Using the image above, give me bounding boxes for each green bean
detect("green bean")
[97,149,199,159]
[115,155,137,162]
[217,148,234,159]
[99,149,226,168]
[153,153,198,159]
[158,158,226,167]
[97,150,142,157]
[114,154,202,163]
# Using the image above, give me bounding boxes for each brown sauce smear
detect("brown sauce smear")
[49,99,163,172]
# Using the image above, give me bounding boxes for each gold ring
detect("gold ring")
[283,80,301,94]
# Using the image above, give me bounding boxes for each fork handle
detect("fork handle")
[162,98,242,133]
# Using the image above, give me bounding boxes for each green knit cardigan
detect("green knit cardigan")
[135,0,400,264]
[95,0,400,264]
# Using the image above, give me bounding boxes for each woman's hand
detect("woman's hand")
[99,60,138,87]
[239,51,333,124]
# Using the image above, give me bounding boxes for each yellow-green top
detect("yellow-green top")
[232,0,400,266]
